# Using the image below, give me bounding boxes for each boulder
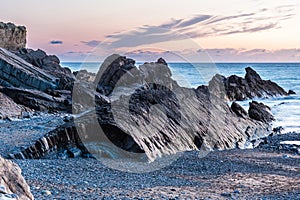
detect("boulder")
[0,156,33,200]
[231,101,247,118]
[248,101,275,123]
[288,90,296,95]
[0,22,26,51]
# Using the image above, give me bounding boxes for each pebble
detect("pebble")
[41,190,51,196]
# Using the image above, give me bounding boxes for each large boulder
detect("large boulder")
[0,22,26,51]
[248,101,275,123]
[0,156,34,200]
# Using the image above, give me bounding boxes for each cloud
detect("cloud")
[81,40,101,47]
[49,40,63,45]
[101,6,295,49]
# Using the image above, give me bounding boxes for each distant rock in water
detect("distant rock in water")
[248,101,275,123]
[0,156,34,200]
[0,22,26,51]
[11,55,277,162]
[209,67,288,101]
[288,90,296,95]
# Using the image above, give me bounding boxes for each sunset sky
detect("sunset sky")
[1,0,300,62]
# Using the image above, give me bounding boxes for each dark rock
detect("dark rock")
[210,67,288,101]
[0,87,71,112]
[16,48,75,90]
[0,47,59,91]
[156,57,168,66]
[231,102,247,118]
[248,101,275,123]
[288,90,296,95]
[0,22,26,51]
[0,156,34,199]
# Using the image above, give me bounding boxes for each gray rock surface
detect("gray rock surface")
[0,47,58,91]
[0,22,26,51]
[0,156,33,200]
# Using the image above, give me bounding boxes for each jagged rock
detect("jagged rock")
[231,102,247,118]
[288,90,296,95]
[0,22,26,51]
[0,91,30,119]
[0,47,58,91]
[210,67,288,101]
[0,87,71,112]
[11,55,279,161]
[0,156,33,200]
[16,48,75,90]
[248,101,275,123]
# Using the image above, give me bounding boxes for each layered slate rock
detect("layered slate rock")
[0,22,26,51]
[209,67,288,101]
[16,48,75,90]
[0,87,71,112]
[11,55,276,161]
[0,47,58,91]
[0,156,34,200]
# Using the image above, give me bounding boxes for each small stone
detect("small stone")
[233,189,241,194]
[0,185,7,194]
[221,193,231,197]
[41,190,52,196]
[282,154,289,159]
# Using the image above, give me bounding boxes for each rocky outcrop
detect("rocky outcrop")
[0,48,58,91]
[16,48,75,90]
[209,67,288,101]
[0,156,34,200]
[0,87,71,112]
[11,55,276,161]
[0,22,26,51]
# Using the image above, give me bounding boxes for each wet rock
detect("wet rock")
[231,102,247,118]
[288,90,296,95]
[210,67,288,101]
[248,101,275,123]
[0,22,26,51]
[0,156,33,200]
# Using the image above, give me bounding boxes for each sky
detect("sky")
[1,0,300,62]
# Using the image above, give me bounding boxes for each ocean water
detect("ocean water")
[62,62,300,133]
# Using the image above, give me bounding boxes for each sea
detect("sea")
[62,62,300,133]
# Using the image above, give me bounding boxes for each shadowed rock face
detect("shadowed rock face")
[0,22,26,51]
[0,156,34,200]
[209,67,288,101]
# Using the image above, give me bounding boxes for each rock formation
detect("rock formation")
[11,55,283,162]
[0,91,30,119]
[0,22,26,51]
[209,67,288,101]
[0,156,34,200]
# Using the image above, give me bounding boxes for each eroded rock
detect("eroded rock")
[0,22,26,51]
[0,156,33,200]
